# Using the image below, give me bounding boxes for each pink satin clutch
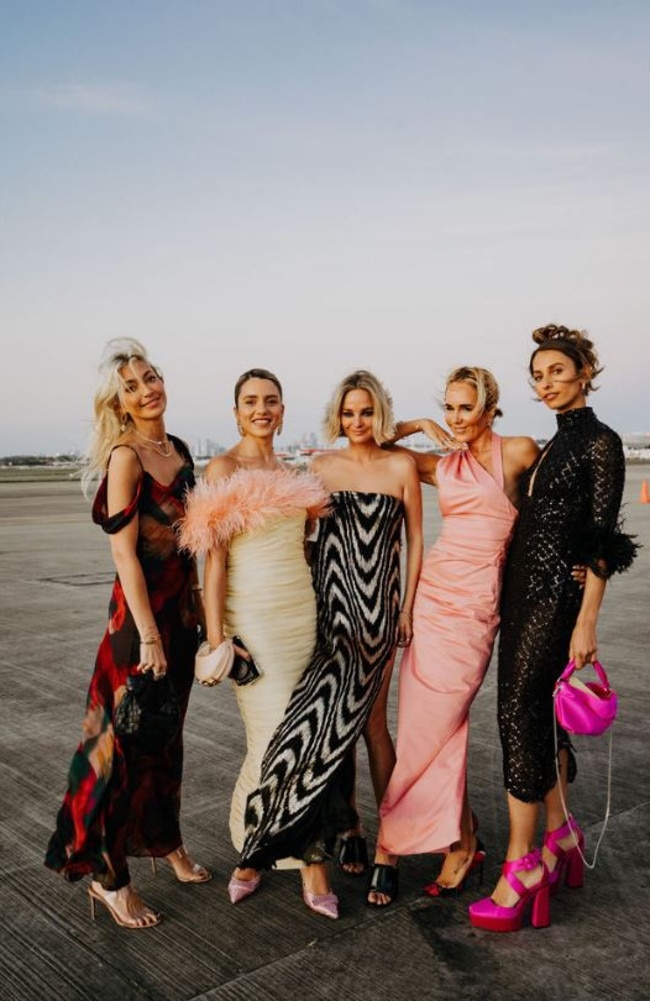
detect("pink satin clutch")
[553,660,618,736]
[194,638,234,685]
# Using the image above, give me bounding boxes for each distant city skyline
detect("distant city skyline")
[3,428,649,463]
[1,1,649,454]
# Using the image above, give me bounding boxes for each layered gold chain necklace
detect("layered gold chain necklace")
[133,428,173,458]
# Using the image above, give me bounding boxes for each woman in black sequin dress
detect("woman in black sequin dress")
[470,325,636,933]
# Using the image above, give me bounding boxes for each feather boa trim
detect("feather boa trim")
[574,522,639,578]
[178,467,330,554]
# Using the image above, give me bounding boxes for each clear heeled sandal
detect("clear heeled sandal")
[150,845,212,884]
[88,882,162,929]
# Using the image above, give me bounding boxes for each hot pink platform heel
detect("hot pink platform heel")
[544,815,584,894]
[468,848,551,933]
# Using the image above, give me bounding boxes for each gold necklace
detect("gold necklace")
[133,428,173,458]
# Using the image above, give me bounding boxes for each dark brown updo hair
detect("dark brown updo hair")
[529,324,603,394]
[234,368,283,405]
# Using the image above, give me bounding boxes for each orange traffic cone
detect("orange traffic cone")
[640,479,649,504]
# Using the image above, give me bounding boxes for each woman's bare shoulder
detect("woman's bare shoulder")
[106,441,143,480]
[108,441,141,465]
[204,453,240,484]
[502,435,540,469]
[390,447,417,467]
[383,447,420,478]
[310,451,340,473]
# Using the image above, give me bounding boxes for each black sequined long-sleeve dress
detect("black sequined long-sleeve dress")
[497,407,636,803]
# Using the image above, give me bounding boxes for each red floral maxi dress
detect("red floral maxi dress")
[45,438,201,890]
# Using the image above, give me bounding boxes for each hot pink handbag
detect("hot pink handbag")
[553,659,618,736]
[553,659,618,872]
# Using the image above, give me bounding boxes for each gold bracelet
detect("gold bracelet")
[191,585,203,592]
[140,635,161,645]
[399,608,413,618]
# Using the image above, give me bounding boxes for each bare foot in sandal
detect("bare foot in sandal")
[89,882,162,929]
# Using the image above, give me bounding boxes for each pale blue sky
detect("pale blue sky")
[1,0,649,453]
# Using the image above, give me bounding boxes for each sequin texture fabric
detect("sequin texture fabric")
[497,407,636,803]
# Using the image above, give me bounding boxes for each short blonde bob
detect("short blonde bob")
[322,369,395,445]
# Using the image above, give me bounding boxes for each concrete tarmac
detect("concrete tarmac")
[0,468,649,1001]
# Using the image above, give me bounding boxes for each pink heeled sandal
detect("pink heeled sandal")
[468,848,551,933]
[544,815,584,894]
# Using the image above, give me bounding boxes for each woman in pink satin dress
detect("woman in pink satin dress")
[367,367,539,905]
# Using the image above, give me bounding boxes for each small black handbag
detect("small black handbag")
[114,672,181,753]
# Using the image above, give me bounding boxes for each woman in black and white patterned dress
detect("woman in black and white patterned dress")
[238,371,423,915]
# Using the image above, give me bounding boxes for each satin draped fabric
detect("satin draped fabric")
[379,434,517,855]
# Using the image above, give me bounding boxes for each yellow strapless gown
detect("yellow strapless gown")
[178,466,330,869]
[225,514,317,867]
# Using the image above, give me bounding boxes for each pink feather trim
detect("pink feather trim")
[178,467,330,554]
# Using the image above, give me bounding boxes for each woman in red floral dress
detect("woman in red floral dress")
[45,338,208,929]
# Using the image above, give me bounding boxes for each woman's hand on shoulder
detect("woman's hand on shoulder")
[393,417,462,452]
[418,418,465,452]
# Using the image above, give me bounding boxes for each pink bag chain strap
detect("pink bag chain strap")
[553,661,614,871]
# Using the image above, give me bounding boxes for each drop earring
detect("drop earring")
[277,421,283,436]
[236,421,244,436]
[119,414,128,433]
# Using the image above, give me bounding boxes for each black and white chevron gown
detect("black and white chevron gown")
[240,491,403,870]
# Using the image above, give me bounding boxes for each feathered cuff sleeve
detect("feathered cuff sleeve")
[177,467,330,555]
[575,521,639,579]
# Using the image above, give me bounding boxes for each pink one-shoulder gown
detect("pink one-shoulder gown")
[378,433,517,856]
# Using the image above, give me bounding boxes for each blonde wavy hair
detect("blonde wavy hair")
[322,370,395,445]
[81,338,161,496]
